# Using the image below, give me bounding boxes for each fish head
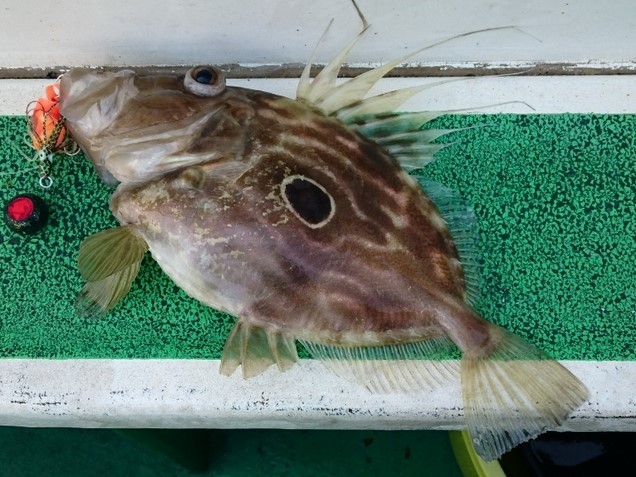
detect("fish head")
[59,66,249,185]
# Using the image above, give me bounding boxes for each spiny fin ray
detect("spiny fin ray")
[297,0,369,104]
[336,84,442,122]
[316,53,441,114]
[297,18,335,100]
[388,144,449,170]
[348,112,453,139]
[348,111,458,171]
[220,320,299,378]
[301,26,518,115]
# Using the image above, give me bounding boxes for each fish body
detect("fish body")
[59,22,587,462]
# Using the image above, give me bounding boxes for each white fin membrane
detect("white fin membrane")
[300,336,460,393]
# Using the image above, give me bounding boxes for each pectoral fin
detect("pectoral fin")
[78,226,148,281]
[75,225,148,316]
[220,320,299,378]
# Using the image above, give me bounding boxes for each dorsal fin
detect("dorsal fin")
[347,111,456,171]
[335,79,465,122]
[347,111,448,139]
[416,178,482,306]
[297,0,369,104]
[298,21,518,115]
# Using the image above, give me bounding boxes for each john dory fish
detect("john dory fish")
[58,8,587,461]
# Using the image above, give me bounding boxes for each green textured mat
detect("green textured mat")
[0,114,634,360]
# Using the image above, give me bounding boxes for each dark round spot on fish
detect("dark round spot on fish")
[283,177,333,227]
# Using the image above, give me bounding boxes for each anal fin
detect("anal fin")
[300,336,460,393]
[220,320,299,378]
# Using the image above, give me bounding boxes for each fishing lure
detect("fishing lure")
[25,81,79,188]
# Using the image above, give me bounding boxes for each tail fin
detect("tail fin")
[461,325,588,461]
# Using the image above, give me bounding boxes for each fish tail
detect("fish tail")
[460,324,588,461]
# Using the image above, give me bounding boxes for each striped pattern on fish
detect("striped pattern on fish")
[109,90,467,343]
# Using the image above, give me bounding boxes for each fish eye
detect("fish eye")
[184,65,226,97]
[194,69,215,84]
[281,175,335,228]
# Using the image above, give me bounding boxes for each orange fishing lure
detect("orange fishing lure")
[25,81,78,187]
[27,82,66,152]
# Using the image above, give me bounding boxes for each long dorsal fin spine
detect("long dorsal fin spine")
[335,84,444,122]
[300,26,519,115]
[296,18,335,101]
[351,112,454,139]
[297,0,369,104]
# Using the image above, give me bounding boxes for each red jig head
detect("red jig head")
[25,81,79,188]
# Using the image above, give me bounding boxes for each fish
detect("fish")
[57,7,588,462]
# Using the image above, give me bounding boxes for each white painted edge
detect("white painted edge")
[2,75,636,115]
[0,359,634,430]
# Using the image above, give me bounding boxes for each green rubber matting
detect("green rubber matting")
[1,114,634,360]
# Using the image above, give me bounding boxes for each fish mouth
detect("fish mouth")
[59,68,138,138]
[59,69,140,185]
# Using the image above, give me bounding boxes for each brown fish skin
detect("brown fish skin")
[60,55,587,462]
[96,84,485,351]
